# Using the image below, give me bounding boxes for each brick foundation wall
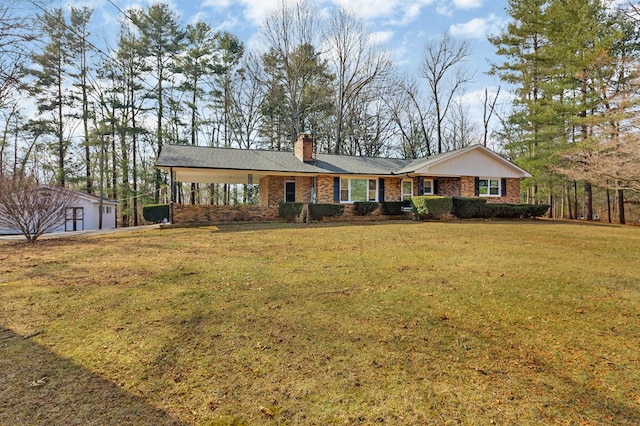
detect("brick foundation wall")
[173,204,280,223]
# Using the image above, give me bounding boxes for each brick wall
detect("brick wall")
[316,175,335,203]
[485,178,522,204]
[173,204,280,223]
[460,176,476,197]
[384,177,403,202]
[436,177,461,197]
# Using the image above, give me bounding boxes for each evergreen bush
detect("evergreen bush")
[452,197,487,219]
[381,202,404,215]
[353,201,379,216]
[411,196,453,220]
[308,204,345,221]
[278,202,303,222]
[142,204,170,223]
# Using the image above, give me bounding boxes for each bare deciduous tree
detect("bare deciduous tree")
[0,177,74,242]
[259,0,325,144]
[482,86,500,147]
[325,7,392,154]
[384,74,434,158]
[422,32,474,154]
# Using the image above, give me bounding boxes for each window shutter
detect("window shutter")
[474,177,480,196]
[501,178,507,197]
[333,177,340,202]
[378,178,385,202]
[433,179,439,195]
[418,177,424,196]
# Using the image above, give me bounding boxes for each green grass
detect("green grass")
[1,220,640,425]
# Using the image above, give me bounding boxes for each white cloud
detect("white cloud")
[369,30,394,44]
[452,0,482,9]
[449,13,503,39]
[238,0,283,25]
[201,0,233,7]
[331,0,398,19]
[331,0,435,22]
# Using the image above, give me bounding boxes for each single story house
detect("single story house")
[0,186,119,235]
[156,134,531,223]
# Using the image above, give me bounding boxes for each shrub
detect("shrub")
[524,204,550,218]
[411,196,453,220]
[481,203,549,219]
[381,202,403,215]
[353,201,379,216]
[143,204,170,223]
[308,203,345,221]
[278,202,303,222]
[451,198,550,219]
[452,197,487,219]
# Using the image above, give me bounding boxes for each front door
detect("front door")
[285,181,296,203]
[65,207,84,232]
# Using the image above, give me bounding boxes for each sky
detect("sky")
[29,0,511,133]
[87,0,511,108]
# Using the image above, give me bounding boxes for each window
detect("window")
[103,206,112,214]
[478,178,500,196]
[340,178,377,202]
[285,181,296,202]
[402,180,413,201]
[422,179,434,195]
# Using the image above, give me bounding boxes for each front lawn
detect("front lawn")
[1,221,639,425]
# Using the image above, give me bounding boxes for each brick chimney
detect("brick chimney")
[294,133,314,162]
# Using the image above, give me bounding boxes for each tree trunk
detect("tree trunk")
[606,187,611,223]
[573,180,578,220]
[584,181,592,221]
[617,188,625,225]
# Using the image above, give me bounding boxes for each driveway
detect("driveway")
[0,225,160,241]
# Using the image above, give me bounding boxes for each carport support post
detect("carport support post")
[169,167,174,224]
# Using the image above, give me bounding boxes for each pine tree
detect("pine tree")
[29,8,74,187]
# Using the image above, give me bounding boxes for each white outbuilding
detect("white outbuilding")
[0,187,119,235]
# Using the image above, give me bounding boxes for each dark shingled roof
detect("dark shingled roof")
[157,144,415,176]
[156,143,532,178]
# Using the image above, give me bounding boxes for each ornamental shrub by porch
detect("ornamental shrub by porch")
[411,196,453,220]
[308,204,345,221]
[353,201,379,216]
[278,202,303,222]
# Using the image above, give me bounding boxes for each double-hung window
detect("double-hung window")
[478,178,500,196]
[340,178,377,202]
[401,180,413,201]
[422,179,434,195]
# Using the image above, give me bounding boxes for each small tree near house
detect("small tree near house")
[0,177,74,242]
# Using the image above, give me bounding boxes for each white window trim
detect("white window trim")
[339,177,378,203]
[478,177,501,197]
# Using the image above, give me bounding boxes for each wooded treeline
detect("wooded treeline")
[0,0,639,225]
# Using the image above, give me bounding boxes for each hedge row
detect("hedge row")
[308,203,345,221]
[452,197,549,219]
[142,204,169,223]
[380,200,411,215]
[353,201,379,216]
[278,202,303,222]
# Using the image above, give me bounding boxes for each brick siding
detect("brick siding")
[174,175,524,224]
[173,204,280,223]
